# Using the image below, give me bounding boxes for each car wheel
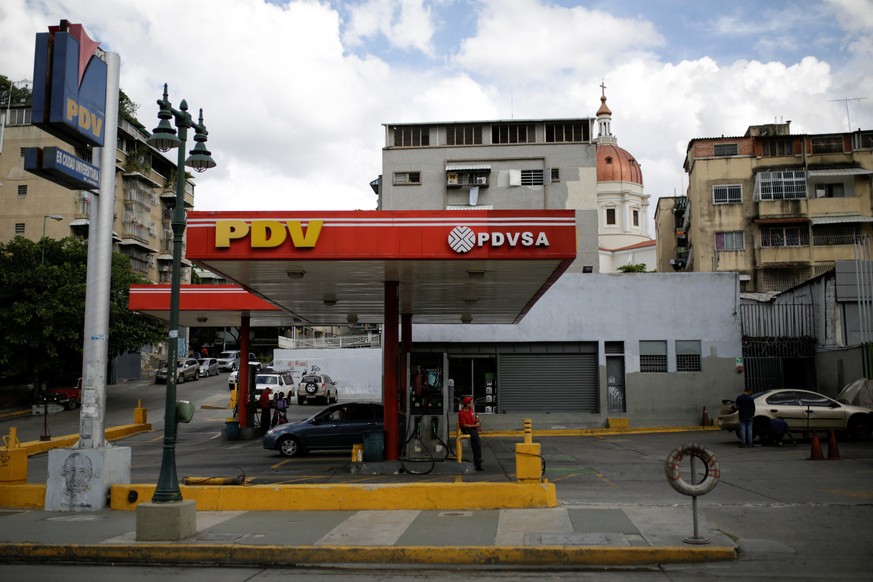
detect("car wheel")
[177,373,185,384]
[848,415,872,441]
[305,382,318,395]
[194,371,200,381]
[66,398,79,411]
[278,436,303,458]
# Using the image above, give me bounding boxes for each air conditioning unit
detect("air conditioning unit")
[476,176,487,184]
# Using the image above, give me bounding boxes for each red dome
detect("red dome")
[597,144,643,185]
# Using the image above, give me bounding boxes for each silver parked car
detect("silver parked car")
[198,358,220,377]
[155,358,200,384]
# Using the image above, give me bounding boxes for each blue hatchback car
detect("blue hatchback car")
[263,402,402,458]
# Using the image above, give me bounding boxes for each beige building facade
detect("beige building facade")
[656,123,873,292]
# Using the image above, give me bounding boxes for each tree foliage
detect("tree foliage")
[617,263,649,273]
[0,74,32,107]
[0,236,166,383]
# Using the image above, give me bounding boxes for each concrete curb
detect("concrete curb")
[0,542,738,567]
[17,423,152,457]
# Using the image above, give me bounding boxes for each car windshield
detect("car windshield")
[302,375,320,383]
[219,352,236,359]
[257,376,278,384]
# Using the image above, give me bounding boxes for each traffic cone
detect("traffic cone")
[701,406,710,427]
[827,430,842,460]
[809,431,825,460]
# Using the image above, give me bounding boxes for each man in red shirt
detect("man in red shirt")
[458,396,483,471]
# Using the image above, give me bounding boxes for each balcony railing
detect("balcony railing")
[278,333,382,350]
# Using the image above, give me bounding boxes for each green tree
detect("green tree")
[0,236,166,383]
[0,74,32,107]
[617,263,649,273]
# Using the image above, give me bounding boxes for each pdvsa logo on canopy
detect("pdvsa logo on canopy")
[447,225,550,254]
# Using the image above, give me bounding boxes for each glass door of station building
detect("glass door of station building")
[447,355,498,414]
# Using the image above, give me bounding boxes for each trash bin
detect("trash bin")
[225,420,240,441]
[363,431,384,462]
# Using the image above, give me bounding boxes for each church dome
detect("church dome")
[597,144,643,186]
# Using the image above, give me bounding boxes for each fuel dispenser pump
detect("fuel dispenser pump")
[404,363,451,462]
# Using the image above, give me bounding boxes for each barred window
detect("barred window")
[393,171,420,185]
[550,168,560,182]
[15,223,25,235]
[521,169,545,185]
[715,231,744,251]
[393,126,429,147]
[492,123,536,144]
[640,340,667,373]
[17,185,27,196]
[713,143,738,157]
[447,125,482,146]
[713,184,742,204]
[760,225,809,247]
[756,170,806,200]
[545,122,590,143]
[676,340,701,372]
[762,139,792,157]
[811,136,843,154]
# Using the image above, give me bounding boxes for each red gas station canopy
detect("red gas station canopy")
[129,210,577,327]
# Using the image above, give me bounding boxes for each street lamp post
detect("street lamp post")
[146,84,216,503]
[41,214,63,266]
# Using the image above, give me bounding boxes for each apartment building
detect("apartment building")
[0,103,196,284]
[656,123,873,292]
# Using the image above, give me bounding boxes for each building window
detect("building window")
[640,340,667,373]
[756,170,806,200]
[632,210,639,227]
[811,136,843,154]
[715,231,744,251]
[605,207,617,225]
[492,123,535,144]
[393,171,421,185]
[713,143,738,157]
[393,126,429,147]
[813,225,857,246]
[760,225,809,247]
[854,132,873,149]
[550,168,560,182]
[15,223,25,235]
[762,139,792,157]
[521,169,545,186]
[6,108,31,125]
[713,184,742,204]
[676,340,701,372]
[17,185,27,196]
[813,183,846,198]
[545,122,590,143]
[447,125,482,146]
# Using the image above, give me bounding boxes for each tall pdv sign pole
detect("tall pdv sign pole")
[31,20,130,511]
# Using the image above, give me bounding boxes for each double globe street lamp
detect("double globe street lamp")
[146,84,216,503]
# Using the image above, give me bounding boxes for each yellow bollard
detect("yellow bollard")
[515,418,542,483]
[1,428,28,482]
[133,399,148,424]
[351,443,364,463]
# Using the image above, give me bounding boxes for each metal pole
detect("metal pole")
[78,51,120,449]
[152,113,189,503]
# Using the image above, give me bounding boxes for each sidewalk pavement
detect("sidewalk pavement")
[0,402,735,567]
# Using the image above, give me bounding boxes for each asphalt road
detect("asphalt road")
[4,372,873,579]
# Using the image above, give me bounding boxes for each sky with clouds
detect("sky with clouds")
[2,0,872,231]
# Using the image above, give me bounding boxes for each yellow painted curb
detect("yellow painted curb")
[0,543,737,566]
[0,484,46,509]
[477,426,722,438]
[19,423,152,457]
[111,481,557,511]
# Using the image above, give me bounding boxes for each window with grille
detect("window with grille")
[545,122,590,143]
[713,143,738,157]
[393,126,429,147]
[676,340,701,372]
[15,223,25,235]
[446,125,482,146]
[760,225,809,247]
[811,136,843,154]
[713,184,742,204]
[520,169,545,185]
[812,225,857,246]
[17,185,27,196]
[393,171,421,185]
[762,139,792,157]
[813,183,845,198]
[715,231,744,251]
[756,170,806,200]
[550,168,560,182]
[640,340,667,373]
[492,123,535,144]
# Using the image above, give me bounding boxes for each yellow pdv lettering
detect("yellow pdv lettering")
[215,220,250,248]
[250,220,287,248]
[287,220,323,248]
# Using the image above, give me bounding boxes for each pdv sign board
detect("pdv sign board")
[32,20,107,148]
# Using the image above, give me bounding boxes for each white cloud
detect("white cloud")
[343,0,436,55]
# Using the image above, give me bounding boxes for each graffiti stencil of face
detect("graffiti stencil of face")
[61,452,93,496]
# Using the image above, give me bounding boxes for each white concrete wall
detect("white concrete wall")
[272,348,382,399]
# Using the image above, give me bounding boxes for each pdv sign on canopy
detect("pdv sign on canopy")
[32,20,107,148]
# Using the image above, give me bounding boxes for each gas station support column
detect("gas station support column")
[383,281,399,461]
[238,315,251,428]
[400,313,412,414]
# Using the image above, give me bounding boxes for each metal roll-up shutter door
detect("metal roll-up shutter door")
[498,354,598,412]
